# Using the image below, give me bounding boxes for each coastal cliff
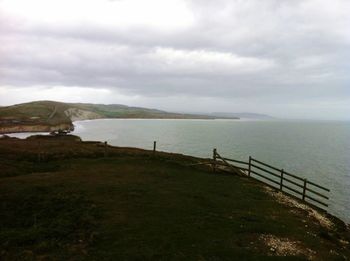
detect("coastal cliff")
[0,101,74,134]
[0,123,74,134]
[64,107,103,121]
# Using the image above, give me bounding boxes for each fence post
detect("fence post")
[248,156,252,177]
[104,141,108,157]
[38,141,41,162]
[153,141,156,154]
[302,179,307,200]
[212,148,217,172]
[280,169,284,191]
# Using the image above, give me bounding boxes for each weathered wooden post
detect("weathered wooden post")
[104,141,108,157]
[212,148,217,172]
[248,156,252,177]
[302,179,307,200]
[280,169,284,191]
[38,141,41,163]
[153,141,156,154]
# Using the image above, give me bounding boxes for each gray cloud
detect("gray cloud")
[0,0,349,119]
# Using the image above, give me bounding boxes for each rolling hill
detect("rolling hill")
[0,101,238,134]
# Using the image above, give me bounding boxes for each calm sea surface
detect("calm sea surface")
[10,119,350,223]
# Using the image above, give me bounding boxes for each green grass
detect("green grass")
[0,137,349,260]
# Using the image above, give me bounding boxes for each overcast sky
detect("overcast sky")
[0,0,349,119]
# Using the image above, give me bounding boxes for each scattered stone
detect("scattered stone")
[260,234,316,259]
[264,187,333,229]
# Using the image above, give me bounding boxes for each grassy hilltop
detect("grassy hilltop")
[0,101,72,125]
[0,135,349,260]
[0,100,232,123]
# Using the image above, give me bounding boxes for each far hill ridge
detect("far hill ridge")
[0,101,239,134]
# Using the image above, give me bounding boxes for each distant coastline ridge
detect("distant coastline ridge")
[210,112,274,120]
[0,100,243,134]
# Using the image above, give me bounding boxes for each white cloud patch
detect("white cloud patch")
[0,0,194,30]
[0,86,140,106]
[0,0,349,119]
[147,48,275,75]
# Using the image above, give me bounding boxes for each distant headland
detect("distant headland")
[0,100,241,134]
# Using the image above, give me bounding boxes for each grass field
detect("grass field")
[0,135,349,260]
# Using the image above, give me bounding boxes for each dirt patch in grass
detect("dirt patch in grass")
[264,186,334,230]
[260,234,316,259]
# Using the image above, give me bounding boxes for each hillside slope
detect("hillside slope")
[0,101,238,134]
[0,135,349,260]
[0,101,74,134]
[68,102,222,120]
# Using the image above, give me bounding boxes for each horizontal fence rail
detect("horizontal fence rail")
[212,149,330,210]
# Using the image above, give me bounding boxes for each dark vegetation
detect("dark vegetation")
[0,135,349,260]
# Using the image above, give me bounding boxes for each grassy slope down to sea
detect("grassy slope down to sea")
[0,101,237,134]
[0,135,349,260]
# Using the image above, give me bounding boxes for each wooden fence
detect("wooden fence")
[212,149,330,210]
